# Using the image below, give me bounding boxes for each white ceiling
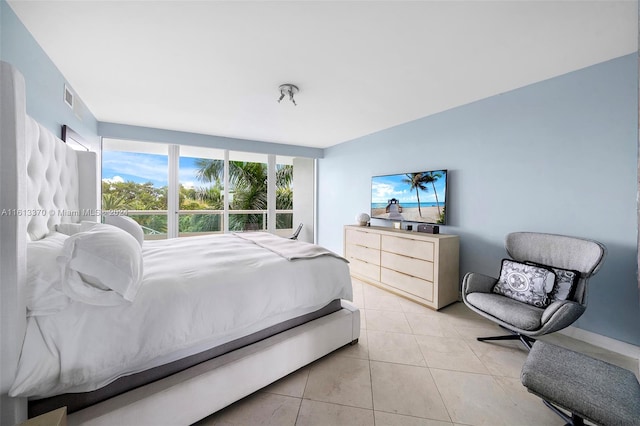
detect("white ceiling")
[8,1,638,149]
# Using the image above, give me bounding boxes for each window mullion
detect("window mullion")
[223,150,229,233]
[167,144,180,238]
[267,154,276,233]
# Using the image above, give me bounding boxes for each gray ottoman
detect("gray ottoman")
[521,341,640,426]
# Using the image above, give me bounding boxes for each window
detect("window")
[102,139,312,240]
[102,140,168,239]
[179,146,225,236]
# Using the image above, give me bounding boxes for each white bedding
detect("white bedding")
[10,232,352,398]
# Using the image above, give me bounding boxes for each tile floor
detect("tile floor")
[195,278,639,426]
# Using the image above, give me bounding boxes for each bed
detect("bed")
[0,61,360,425]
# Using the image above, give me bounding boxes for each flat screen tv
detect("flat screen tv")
[371,170,448,225]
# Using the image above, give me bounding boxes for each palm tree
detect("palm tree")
[195,159,293,231]
[402,173,429,217]
[101,192,129,210]
[421,171,443,218]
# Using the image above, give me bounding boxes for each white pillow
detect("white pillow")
[55,220,99,236]
[26,232,70,316]
[104,215,144,246]
[58,224,144,305]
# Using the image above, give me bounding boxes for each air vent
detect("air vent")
[64,84,74,109]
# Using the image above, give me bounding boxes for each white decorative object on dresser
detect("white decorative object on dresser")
[344,225,460,310]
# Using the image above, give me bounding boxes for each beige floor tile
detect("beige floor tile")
[370,361,450,422]
[405,312,461,338]
[199,279,638,425]
[494,376,565,426]
[365,309,412,333]
[430,368,525,426]
[398,297,440,315]
[195,392,301,426]
[303,353,373,409]
[449,322,505,339]
[296,399,375,426]
[339,328,369,360]
[437,302,476,315]
[440,312,499,330]
[363,284,404,311]
[261,366,309,398]
[414,335,470,353]
[368,330,426,366]
[361,308,367,329]
[375,411,453,425]
[465,339,529,378]
[415,335,490,374]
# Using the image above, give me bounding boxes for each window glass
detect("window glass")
[228,151,269,232]
[276,155,294,231]
[102,139,168,239]
[179,146,225,236]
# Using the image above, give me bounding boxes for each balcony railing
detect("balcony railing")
[123,209,294,240]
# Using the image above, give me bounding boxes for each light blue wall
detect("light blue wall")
[319,54,640,346]
[0,0,99,149]
[99,122,324,158]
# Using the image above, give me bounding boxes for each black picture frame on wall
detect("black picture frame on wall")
[61,125,89,151]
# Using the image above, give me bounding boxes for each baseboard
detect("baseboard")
[558,325,640,360]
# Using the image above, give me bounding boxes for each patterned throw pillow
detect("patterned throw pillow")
[526,261,580,303]
[493,259,556,308]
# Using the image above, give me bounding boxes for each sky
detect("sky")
[371,171,447,205]
[102,152,209,188]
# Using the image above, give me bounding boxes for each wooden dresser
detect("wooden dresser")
[344,225,459,310]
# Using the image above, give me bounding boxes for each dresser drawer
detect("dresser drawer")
[381,251,433,281]
[382,235,434,261]
[346,243,380,265]
[346,228,381,249]
[381,267,434,301]
[349,258,380,281]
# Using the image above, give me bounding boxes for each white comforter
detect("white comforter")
[10,233,352,398]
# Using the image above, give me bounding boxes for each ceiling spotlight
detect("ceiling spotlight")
[278,84,299,106]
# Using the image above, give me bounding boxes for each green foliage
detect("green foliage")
[102,160,294,235]
[195,159,293,231]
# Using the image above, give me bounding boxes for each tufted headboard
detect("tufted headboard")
[24,117,96,240]
[0,61,97,424]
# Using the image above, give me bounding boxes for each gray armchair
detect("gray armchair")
[462,232,606,349]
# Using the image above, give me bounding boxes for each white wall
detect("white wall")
[318,54,640,346]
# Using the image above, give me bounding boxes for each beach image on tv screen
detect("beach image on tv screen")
[371,170,447,224]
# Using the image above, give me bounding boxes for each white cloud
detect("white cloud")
[102,175,124,184]
[371,182,395,202]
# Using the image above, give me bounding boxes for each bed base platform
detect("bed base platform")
[67,302,359,426]
[29,299,344,416]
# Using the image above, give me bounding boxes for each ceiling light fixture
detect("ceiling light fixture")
[277,84,299,106]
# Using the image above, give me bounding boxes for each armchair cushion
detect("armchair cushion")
[521,341,640,425]
[493,259,555,308]
[526,261,579,303]
[466,292,544,331]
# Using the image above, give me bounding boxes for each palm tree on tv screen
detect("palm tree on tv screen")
[403,173,428,217]
[422,171,443,219]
